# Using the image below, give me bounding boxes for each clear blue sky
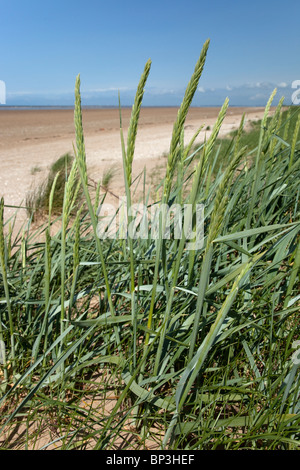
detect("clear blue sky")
[1,0,299,106]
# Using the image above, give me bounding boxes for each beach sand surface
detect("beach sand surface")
[0,106,271,226]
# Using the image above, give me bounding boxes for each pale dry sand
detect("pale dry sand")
[0,106,271,226]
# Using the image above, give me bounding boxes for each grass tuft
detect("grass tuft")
[25,153,81,220]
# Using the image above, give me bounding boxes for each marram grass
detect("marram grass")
[0,41,300,450]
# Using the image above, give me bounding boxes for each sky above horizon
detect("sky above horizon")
[1,0,300,106]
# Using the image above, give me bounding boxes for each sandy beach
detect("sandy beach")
[0,105,270,226]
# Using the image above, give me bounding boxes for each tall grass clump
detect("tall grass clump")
[26,153,81,220]
[0,40,300,450]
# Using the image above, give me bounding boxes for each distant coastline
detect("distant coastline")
[0,103,276,111]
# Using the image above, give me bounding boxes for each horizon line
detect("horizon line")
[1,103,295,110]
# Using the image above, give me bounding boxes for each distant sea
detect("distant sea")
[0,104,255,111]
[0,105,124,111]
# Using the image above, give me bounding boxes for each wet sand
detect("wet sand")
[0,106,269,224]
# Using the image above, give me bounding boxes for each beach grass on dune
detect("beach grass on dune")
[188,105,300,178]
[25,152,82,221]
[0,40,300,450]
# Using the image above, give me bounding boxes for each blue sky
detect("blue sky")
[1,0,299,106]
